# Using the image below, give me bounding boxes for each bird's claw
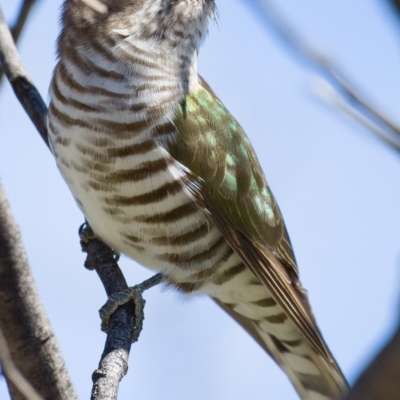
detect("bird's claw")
[99,273,164,343]
[99,286,146,343]
[79,221,120,260]
[78,222,96,243]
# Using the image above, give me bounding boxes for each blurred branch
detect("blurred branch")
[248,0,400,152]
[0,8,48,147]
[0,2,142,398]
[344,326,400,400]
[0,178,77,400]
[0,0,40,84]
[388,0,400,19]
[0,327,44,400]
[10,0,38,44]
[314,79,400,152]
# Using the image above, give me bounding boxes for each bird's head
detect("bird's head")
[61,0,216,47]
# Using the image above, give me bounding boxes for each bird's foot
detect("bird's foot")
[78,221,96,243]
[78,221,120,261]
[99,273,164,342]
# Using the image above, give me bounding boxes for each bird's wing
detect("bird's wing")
[166,75,333,363]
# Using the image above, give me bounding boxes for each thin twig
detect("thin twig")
[0,0,39,84]
[0,8,48,147]
[11,0,38,43]
[314,79,400,153]
[249,0,400,152]
[0,327,44,400]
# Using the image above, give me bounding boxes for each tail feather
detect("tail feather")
[213,297,348,400]
[265,330,346,399]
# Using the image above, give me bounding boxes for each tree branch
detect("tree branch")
[314,79,400,153]
[0,8,48,147]
[248,0,400,152]
[0,327,44,400]
[81,237,135,400]
[344,326,400,400]
[0,0,40,84]
[388,0,400,20]
[0,179,77,400]
[78,222,163,399]
[11,0,38,44]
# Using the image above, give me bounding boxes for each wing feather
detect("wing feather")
[167,75,338,369]
[204,202,334,364]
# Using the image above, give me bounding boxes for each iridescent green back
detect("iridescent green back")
[168,77,296,272]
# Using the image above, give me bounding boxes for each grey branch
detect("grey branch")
[0,327,44,400]
[249,0,400,152]
[0,8,48,147]
[0,0,40,84]
[314,80,400,153]
[10,0,38,44]
[0,2,140,399]
[0,179,77,400]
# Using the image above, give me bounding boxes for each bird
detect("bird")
[48,0,348,399]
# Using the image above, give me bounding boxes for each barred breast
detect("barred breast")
[48,27,236,291]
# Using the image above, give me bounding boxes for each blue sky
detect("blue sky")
[1,0,400,399]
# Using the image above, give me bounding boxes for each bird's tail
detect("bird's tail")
[213,296,348,400]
